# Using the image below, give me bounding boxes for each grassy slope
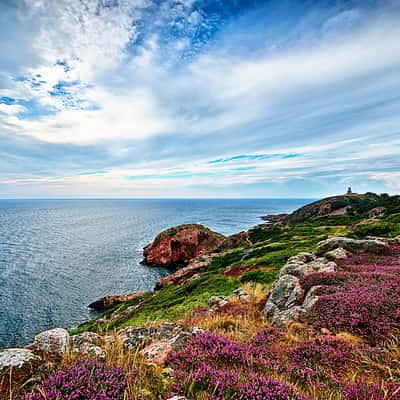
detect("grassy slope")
[73,193,400,336]
[13,193,400,400]
[72,218,352,335]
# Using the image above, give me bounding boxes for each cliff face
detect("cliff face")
[142,224,225,268]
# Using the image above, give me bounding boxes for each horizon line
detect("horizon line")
[0,197,317,200]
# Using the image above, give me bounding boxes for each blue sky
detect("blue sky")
[0,0,399,198]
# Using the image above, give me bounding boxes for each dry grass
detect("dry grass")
[60,335,170,400]
[182,282,270,343]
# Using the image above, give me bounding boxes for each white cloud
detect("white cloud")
[0,104,25,115]
[1,0,400,197]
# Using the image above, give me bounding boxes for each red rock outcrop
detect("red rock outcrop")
[142,224,225,268]
[88,292,148,311]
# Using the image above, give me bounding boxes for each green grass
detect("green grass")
[352,221,400,239]
[70,213,398,337]
[240,269,278,285]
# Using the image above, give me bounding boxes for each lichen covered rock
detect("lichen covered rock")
[34,328,70,356]
[0,348,40,370]
[314,237,385,256]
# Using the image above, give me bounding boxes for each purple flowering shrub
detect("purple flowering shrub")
[342,380,400,400]
[289,336,354,384]
[301,245,400,343]
[251,326,284,347]
[166,331,303,399]
[18,360,137,400]
[232,374,311,400]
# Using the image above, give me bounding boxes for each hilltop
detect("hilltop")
[2,192,400,400]
[262,191,400,224]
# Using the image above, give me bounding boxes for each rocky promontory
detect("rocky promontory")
[4,192,400,400]
[142,223,225,268]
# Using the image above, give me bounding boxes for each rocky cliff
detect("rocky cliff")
[142,224,225,268]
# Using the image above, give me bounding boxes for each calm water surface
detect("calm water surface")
[0,198,309,348]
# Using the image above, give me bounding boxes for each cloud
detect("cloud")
[0,0,399,197]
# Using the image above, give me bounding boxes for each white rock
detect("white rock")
[0,348,40,370]
[34,328,70,356]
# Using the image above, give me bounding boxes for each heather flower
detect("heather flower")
[342,379,400,400]
[300,245,400,344]
[289,336,354,383]
[251,326,284,347]
[167,331,282,373]
[19,360,137,400]
[232,374,311,400]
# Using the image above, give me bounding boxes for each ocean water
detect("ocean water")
[0,198,309,348]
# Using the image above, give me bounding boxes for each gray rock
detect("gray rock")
[0,348,40,370]
[314,237,385,256]
[263,300,278,318]
[73,343,105,360]
[208,295,229,308]
[231,288,254,303]
[279,258,336,278]
[269,275,304,309]
[270,306,307,328]
[302,285,322,311]
[286,252,315,264]
[119,323,190,351]
[307,259,337,273]
[325,247,350,261]
[34,328,70,356]
[71,332,102,346]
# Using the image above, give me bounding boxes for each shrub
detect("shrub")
[232,374,310,400]
[251,326,284,346]
[352,222,400,239]
[249,225,283,244]
[303,246,400,344]
[289,336,354,381]
[18,360,137,400]
[342,380,400,400]
[240,269,277,285]
[210,251,244,271]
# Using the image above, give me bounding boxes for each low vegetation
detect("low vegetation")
[7,193,400,400]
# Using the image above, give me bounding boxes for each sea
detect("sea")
[0,198,309,348]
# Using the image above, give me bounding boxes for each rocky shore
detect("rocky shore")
[2,192,400,400]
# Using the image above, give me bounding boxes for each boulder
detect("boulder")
[231,288,254,303]
[325,247,350,261]
[73,343,105,359]
[88,292,147,311]
[0,348,42,393]
[286,252,316,264]
[141,342,173,365]
[314,237,385,256]
[119,323,191,351]
[279,257,336,278]
[142,224,225,267]
[71,331,102,346]
[34,328,70,356]
[270,306,308,328]
[0,348,40,370]
[208,295,229,308]
[269,275,304,310]
[71,332,105,360]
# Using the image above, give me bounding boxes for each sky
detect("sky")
[0,0,399,198]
